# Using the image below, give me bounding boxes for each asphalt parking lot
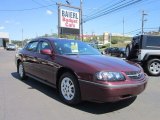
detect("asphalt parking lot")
[0,49,160,120]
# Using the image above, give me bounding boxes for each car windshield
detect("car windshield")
[8,44,15,46]
[53,40,101,55]
[88,43,98,49]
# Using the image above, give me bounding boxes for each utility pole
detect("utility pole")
[57,5,60,38]
[123,17,124,36]
[80,0,83,41]
[141,11,147,35]
[22,28,23,47]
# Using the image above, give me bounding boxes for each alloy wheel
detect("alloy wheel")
[19,63,24,78]
[61,77,75,101]
[149,62,160,75]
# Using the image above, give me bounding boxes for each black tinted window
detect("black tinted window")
[146,36,160,47]
[26,42,38,52]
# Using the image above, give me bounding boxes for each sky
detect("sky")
[0,0,160,40]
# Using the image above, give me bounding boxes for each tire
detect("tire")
[59,72,81,105]
[125,44,131,59]
[109,53,112,56]
[120,53,124,58]
[146,59,160,76]
[18,62,27,80]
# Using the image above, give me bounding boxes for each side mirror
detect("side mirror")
[40,49,52,55]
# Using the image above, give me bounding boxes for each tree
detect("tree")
[111,39,118,44]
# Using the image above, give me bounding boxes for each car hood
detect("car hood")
[62,55,140,72]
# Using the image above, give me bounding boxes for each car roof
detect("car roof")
[134,35,160,38]
[8,43,15,45]
[30,37,81,43]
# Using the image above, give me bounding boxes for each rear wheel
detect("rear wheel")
[125,44,131,59]
[146,59,160,76]
[18,62,27,80]
[59,73,81,105]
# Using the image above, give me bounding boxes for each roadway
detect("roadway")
[0,49,160,120]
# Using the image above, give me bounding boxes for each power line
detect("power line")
[84,0,130,20]
[84,0,144,22]
[97,1,148,34]
[124,28,141,34]
[32,0,45,6]
[49,0,57,3]
[84,0,119,18]
[0,3,56,12]
[84,0,143,22]
[124,27,159,34]
[32,0,57,6]
[144,27,159,29]
[84,0,126,19]
[32,0,54,11]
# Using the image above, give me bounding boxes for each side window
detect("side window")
[37,41,51,53]
[115,47,118,51]
[26,42,38,52]
[146,36,160,47]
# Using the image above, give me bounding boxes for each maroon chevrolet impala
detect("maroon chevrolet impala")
[15,38,148,105]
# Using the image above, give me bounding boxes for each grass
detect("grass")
[100,36,132,51]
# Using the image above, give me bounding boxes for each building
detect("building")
[103,32,132,44]
[103,32,110,44]
[0,32,10,49]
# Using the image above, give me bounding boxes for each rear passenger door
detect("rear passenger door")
[23,41,39,76]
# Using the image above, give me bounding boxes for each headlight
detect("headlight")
[96,72,125,81]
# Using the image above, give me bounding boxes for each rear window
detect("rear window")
[146,36,160,47]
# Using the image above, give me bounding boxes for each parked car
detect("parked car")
[104,47,126,57]
[125,35,160,76]
[104,47,114,54]
[118,48,126,57]
[88,42,99,49]
[6,44,16,51]
[15,38,148,105]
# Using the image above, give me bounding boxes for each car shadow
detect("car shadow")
[75,97,136,114]
[11,72,60,101]
[11,72,137,114]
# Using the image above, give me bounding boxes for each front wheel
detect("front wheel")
[146,59,160,76]
[18,62,27,80]
[59,73,81,105]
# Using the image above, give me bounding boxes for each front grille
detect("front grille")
[125,71,143,79]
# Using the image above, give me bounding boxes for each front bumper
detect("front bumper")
[6,48,16,50]
[79,77,148,103]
